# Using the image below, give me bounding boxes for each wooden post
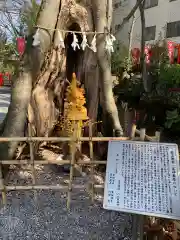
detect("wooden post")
[139,129,146,240]
[28,123,37,201]
[67,121,76,209]
[155,131,160,142]
[146,131,161,240]
[131,124,136,139]
[132,215,139,240]
[89,121,94,202]
[0,162,6,205]
[132,128,146,240]
[131,124,138,240]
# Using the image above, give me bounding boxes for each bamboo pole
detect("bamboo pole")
[0,136,129,142]
[67,121,76,209]
[77,121,83,176]
[0,125,162,219]
[0,184,104,191]
[155,131,160,142]
[28,123,37,201]
[0,160,107,165]
[140,128,146,141]
[131,124,136,139]
[77,120,82,152]
[89,120,94,202]
[0,162,6,204]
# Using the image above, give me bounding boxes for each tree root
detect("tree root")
[16,143,27,160]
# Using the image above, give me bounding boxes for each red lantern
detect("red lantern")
[167,41,174,64]
[17,37,26,56]
[0,73,3,86]
[144,45,151,64]
[131,48,140,65]
[177,45,180,64]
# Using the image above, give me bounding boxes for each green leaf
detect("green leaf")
[165,120,174,128]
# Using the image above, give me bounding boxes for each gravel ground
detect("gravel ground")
[0,165,132,240]
[0,87,132,239]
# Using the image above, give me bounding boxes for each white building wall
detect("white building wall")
[112,0,180,49]
[112,0,132,47]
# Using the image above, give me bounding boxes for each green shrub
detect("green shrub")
[164,109,180,131]
[111,41,129,76]
[159,64,180,86]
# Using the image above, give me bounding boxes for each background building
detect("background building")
[112,0,180,48]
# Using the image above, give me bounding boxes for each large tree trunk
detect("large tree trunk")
[0,0,61,161]
[0,0,123,163]
[92,0,123,136]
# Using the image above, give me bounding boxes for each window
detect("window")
[144,0,158,9]
[145,26,156,41]
[166,21,180,38]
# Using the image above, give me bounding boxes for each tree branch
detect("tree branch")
[139,0,148,92]
[115,0,144,34]
[107,0,112,30]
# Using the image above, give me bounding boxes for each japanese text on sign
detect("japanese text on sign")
[103,141,180,220]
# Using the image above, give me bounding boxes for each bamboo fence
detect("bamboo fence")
[0,121,128,207]
[0,121,178,239]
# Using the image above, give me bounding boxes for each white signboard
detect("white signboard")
[103,140,180,220]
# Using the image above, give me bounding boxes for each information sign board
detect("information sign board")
[103,141,180,220]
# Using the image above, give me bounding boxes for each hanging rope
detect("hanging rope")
[31,26,116,53]
[36,25,105,34]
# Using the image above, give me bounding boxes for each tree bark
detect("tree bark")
[0,0,61,161]
[0,53,33,161]
[92,0,123,136]
[0,0,124,165]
